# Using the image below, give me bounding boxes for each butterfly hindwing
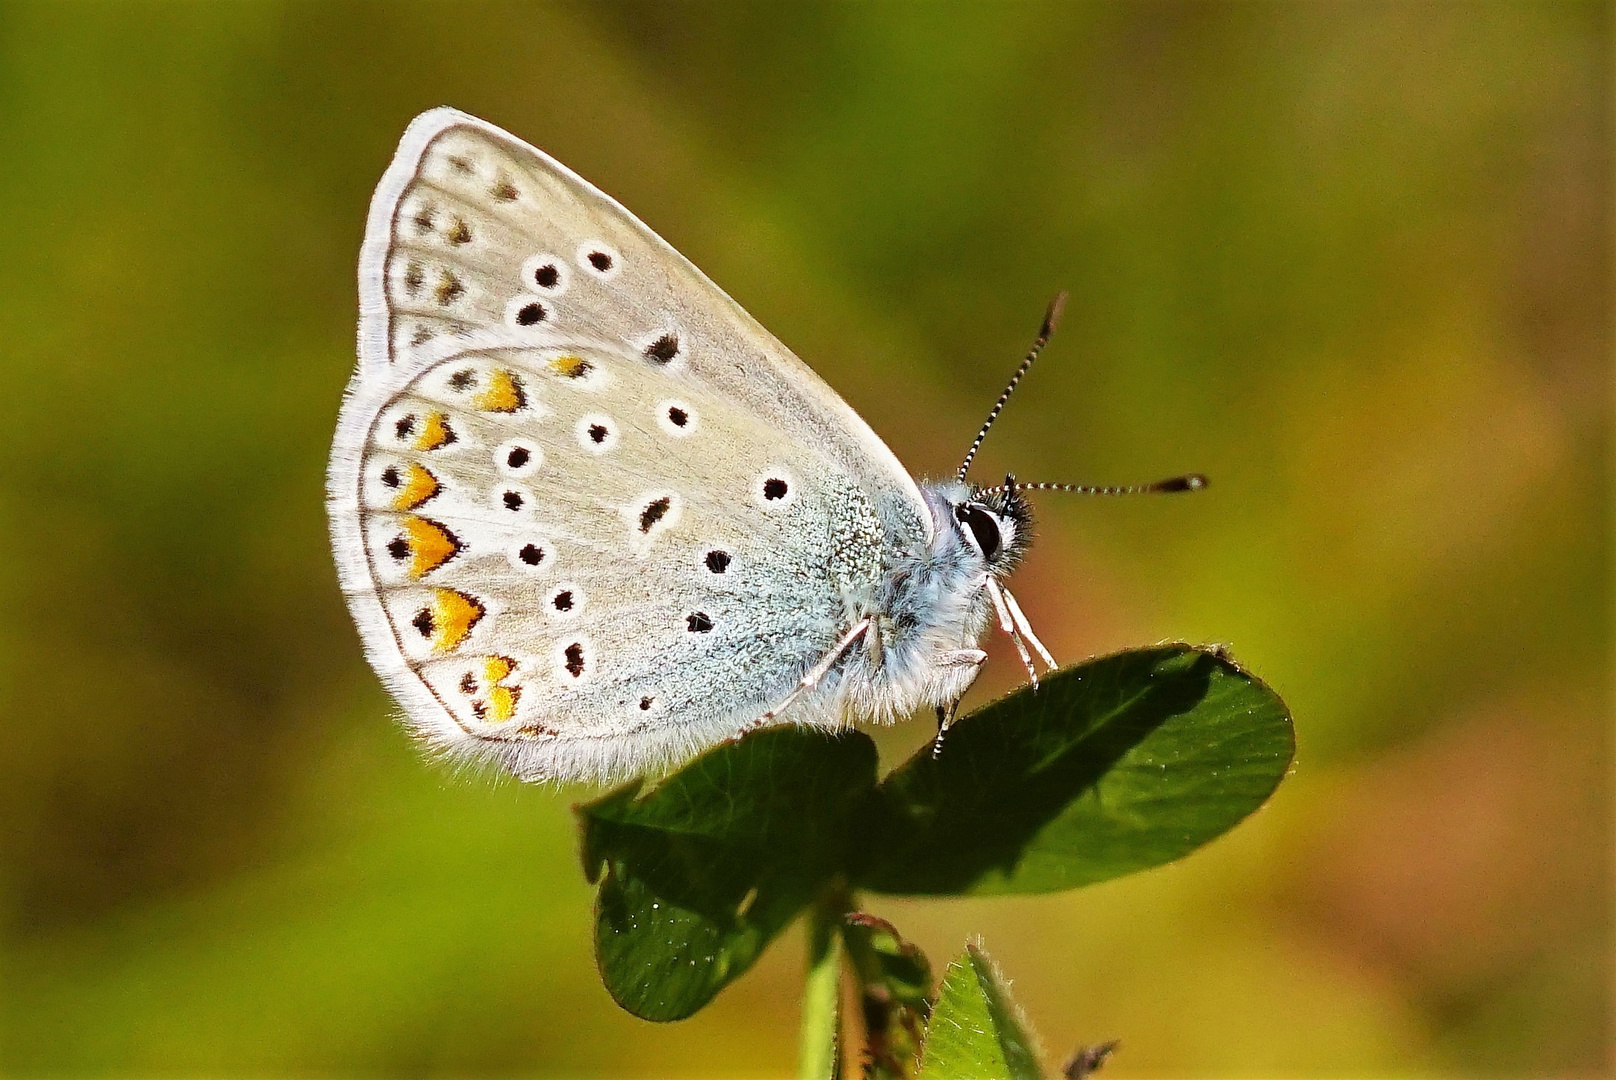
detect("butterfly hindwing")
[336,338,889,783]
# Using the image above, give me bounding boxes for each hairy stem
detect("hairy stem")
[798,886,852,1080]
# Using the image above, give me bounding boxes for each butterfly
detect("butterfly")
[328,108,1203,784]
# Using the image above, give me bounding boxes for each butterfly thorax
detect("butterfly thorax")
[831,480,1032,723]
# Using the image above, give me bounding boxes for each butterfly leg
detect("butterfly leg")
[932,702,955,759]
[930,648,987,759]
[739,618,872,737]
[984,576,1041,686]
[1000,585,1057,671]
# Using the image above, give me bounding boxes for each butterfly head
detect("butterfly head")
[952,475,1032,578]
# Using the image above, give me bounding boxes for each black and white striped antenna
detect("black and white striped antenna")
[957,292,1067,482]
[959,293,1208,498]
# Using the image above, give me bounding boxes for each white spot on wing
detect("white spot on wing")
[555,636,594,683]
[576,414,619,454]
[624,490,682,553]
[504,295,550,330]
[520,253,570,296]
[576,241,622,280]
[494,484,534,516]
[548,583,585,619]
[495,440,541,476]
[754,467,799,509]
[508,539,553,573]
[638,329,686,372]
[656,399,698,437]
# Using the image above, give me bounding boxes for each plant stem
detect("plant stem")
[798,886,851,1080]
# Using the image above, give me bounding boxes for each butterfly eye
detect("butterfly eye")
[956,504,1003,561]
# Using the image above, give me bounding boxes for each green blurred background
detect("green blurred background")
[0,1,1608,1076]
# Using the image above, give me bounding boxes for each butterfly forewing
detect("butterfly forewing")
[332,110,919,782]
[357,108,926,528]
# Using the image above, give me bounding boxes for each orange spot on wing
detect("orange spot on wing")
[414,411,455,451]
[486,684,520,722]
[549,354,592,379]
[468,655,520,723]
[393,463,440,511]
[404,517,461,577]
[430,589,483,652]
[474,369,526,413]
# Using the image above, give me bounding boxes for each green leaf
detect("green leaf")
[578,727,877,1021]
[853,644,1294,896]
[918,944,1043,1080]
[578,644,1293,1024]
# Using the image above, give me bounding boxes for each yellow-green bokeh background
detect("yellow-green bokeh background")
[1,2,1608,1076]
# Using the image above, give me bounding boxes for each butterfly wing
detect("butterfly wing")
[356,107,928,530]
[330,109,928,782]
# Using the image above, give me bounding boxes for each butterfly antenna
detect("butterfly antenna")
[976,474,1209,497]
[957,292,1068,482]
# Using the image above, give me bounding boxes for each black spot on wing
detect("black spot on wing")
[645,333,680,364]
[638,497,671,532]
